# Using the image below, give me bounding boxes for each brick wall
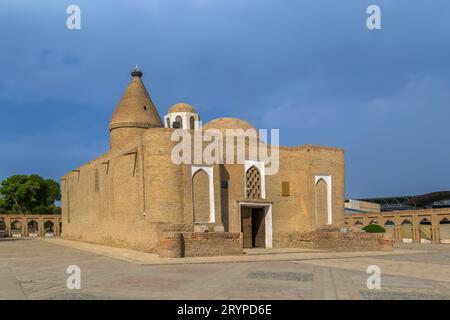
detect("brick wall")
[273,230,393,251]
[158,232,243,258]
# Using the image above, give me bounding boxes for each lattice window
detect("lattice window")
[246,166,261,199]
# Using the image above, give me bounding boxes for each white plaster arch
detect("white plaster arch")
[191,165,215,223]
[314,175,332,225]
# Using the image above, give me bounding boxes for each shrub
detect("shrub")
[362,224,386,233]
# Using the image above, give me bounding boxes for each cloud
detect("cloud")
[1,0,450,197]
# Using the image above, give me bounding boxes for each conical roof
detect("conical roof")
[109,67,163,131]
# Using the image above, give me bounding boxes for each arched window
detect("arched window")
[419,218,432,242]
[401,219,412,226]
[384,220,395,226]
[28,220,38,236]
[11,220,21,231]
[175,115,183,129]
[44,221,54,234]
[10,220,22,237]
[440,218,450,243]
[190,116,195,129]
[166,118,170,128]
[401,219,413,241]
[28,220,38,232]
[246,166,261,199]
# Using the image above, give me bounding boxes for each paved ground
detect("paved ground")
[1,239,449,300]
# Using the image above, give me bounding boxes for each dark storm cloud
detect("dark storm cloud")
[0,0,449,197]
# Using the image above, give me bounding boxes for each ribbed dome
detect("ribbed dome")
[109,69,163,131]
[168,103,197,114]
[202,118,255,132]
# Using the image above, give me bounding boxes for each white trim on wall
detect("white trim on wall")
[244,160,266,199]
[314,175,332,225]
[191,165,215,223]
[164,112,201,129]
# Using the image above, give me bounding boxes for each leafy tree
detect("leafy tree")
[0,174,61,214]
[0,197,8,214]
[362,224,386,233]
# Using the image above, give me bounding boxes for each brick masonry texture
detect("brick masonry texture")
[273,230,393,251]
[158,232,243,258]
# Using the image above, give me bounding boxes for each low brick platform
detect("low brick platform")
[274,230,393,251]
[158,232,243,258]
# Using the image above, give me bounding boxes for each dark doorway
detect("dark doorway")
[241,207,266,248]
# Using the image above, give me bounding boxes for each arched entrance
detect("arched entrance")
[440,218,450,244]
[0,219,5,238]
[27,220,39,237]
[11,220,22,238]
[44,220,54,237]
[401,220,413,243]
[384,220,395,237]
[419,218,432,243]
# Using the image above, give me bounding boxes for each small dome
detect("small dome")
[202,118,255,132]
[168,103,197,114]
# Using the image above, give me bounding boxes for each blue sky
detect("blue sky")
[0,0,449,198]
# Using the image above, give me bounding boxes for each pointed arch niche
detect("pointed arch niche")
[191,165,215,223]
[314,175,332,226]
[244,160,266,199]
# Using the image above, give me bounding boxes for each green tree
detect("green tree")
[0,174,61,214]
[362,224,386,233]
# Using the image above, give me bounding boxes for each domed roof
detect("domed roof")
[109,67,163,131]
[168,103,197,114]
[202,117,255,132]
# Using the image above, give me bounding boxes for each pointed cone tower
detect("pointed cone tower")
[109,66,163,149]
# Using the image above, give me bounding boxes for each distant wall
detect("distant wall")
[345,208,450,244]
[273,230,393,251]
[0,214,61,238]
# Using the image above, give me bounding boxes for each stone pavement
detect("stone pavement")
[0,238,449,300]
[41,238,421,265]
